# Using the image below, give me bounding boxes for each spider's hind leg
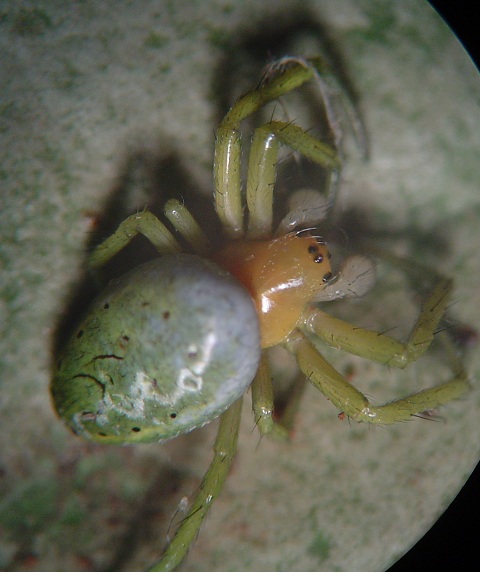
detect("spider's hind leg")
[88,210,182,269]
[150,398,243,571]
[88,201,212,270]
[288,333,469,426]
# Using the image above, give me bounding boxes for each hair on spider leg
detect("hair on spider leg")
[266,99,292,127]
[413,409,447,424]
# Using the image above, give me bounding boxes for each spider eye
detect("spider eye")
[322,271,332,282]
[308,244,318,254]
[314,254,324,264]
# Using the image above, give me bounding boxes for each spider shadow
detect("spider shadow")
[51,150,219,361]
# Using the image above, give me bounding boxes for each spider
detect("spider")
[50,58,469,571]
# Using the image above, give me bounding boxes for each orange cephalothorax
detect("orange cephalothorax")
[213,233,332,347]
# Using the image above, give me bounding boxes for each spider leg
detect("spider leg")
[163,199,212,256]
[287,334,468,425]
[303,277,455,368]
[245,124,339,239]
[88,201,212,270]
[288,275,470,424]
[251,352,290,439]
[246,120,340,239]
[213,58,341,240]
[150,397,243,571]
[88,210,182,269]
[245,126,279,239]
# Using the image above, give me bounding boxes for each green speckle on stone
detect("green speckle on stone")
[144,31,169,49]
[54,60,83,91]
[0,480,58,537]
[60,494,86,526]
[307,529,331,562]
[207,26,230,50]
[362,2,396,43]
[346,1,396,46]
[11,7,52,36]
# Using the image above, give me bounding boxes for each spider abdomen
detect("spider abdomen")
[51,254,261,443]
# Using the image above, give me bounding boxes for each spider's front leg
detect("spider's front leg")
[213,58,342,240]
[288,276,469,425]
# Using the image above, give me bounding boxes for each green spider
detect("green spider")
[51,57,469,571]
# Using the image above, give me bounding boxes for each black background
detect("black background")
[389,1,479,571]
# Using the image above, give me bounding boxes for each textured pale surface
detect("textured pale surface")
[1,0,479,571]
